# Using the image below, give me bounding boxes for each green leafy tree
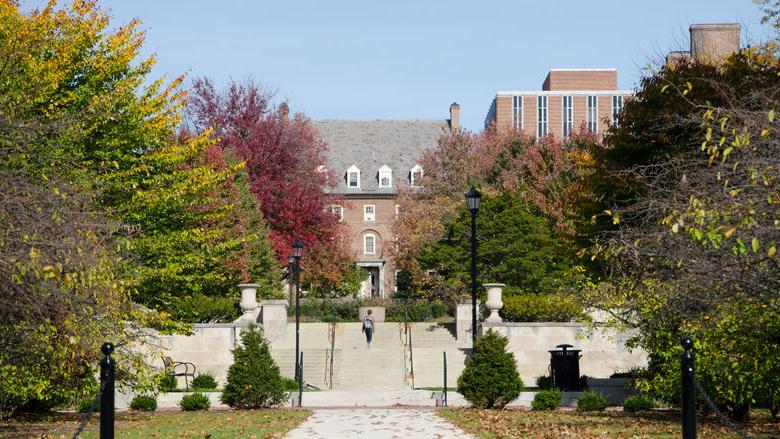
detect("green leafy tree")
[457,330,523,408]
[221,326,288,408]
[417,191,573,296]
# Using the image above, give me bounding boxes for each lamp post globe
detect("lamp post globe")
[464,187,481,346]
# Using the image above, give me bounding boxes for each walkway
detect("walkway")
[285,408,475,439]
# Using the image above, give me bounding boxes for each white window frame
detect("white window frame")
[612,95,624,127]
[364,204,375,222]
[364,233,376,255]
[587,95,598,133]
[410,164,423,187]
[562,95,573,138]
[394,269,401,292]
[378,165,392,188]
[512,95,524,130]
[330,205,343,222]
[536,95,548,138]
[347,165,361,188]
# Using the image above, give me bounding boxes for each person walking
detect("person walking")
[362,309,374,348]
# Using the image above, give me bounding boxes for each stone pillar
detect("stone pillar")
[456,301,480,343]
[238,283,260,323]
[259,300,288,343]
[483,283,505,323]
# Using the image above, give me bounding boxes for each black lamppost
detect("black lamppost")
[292,239,304,391]
[287,254,294,308]
[465,187,481,346]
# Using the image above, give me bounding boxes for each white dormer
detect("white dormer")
[347,165,361,189]
[410,164,423,187]
[378,165,392,188]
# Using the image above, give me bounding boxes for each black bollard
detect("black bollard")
[298,351,304,407]
[443,351,448,407]
[100,342,115,439]
[680,336,696,439]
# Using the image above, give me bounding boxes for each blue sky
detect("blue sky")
[29,1,774,131]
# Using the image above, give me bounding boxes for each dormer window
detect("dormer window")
[347,165,360,188]
[410,164,423,187]
[378,165,392,188]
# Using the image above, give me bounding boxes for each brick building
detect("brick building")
[484,68,633,136]
[313,106,457,297]
[667,23,740,64]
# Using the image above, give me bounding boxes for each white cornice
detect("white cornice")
[496,90,633,97]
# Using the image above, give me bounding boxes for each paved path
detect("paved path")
[285,408,475,439]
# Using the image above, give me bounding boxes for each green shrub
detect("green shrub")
[532,389,562,411]
[172,293,240,323]
[192,372,218,390]
[76,398,99,413]
[535,375,554,390]
[282,377,299,391]
[221,325,288,408]
[129,395,157,412]
[457,330,523,408]
[623,395,655,412]
[179,393,210,411]
[500,294,583,322]
[577,391,609,411]
[158,374,177,392]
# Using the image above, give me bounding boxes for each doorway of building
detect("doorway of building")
[364,266,380,298]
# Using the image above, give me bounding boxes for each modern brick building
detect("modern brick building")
[484,68,633,136]
[313,106,457,297]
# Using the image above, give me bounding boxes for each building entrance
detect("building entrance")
[364,266,380,298]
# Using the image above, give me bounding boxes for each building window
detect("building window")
[347,164,360,188]
[587,95,598,133]
[394,269,401,292]
[536,95,548,138]
[512,96,523,130]
[410,164,423,187]
[364,234,376,255]
[612,95,624,127]
[562,95,573,138]
[395,204,400,216]
[329,205,343,221]
[378,164,392,188]
[364,204,375,222]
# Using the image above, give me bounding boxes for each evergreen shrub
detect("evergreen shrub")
[577,391,608,411]
[532,389,562,411]
[129,395,157,412]
[192,372,218,390]
[535,375,553,390]
[622,395,655,412]
[457,330,523,408]
[180,393,210,411]
[158,374,177,392]
[282,377,299,391]
[221,325,288,408]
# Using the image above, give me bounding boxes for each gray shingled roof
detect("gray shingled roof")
[313,120,448,194]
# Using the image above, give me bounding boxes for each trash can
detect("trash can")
[548,344,581,391]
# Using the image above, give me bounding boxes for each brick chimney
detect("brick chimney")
[449,102,460,132]
[690,23,740,60]
[279,101,289,119]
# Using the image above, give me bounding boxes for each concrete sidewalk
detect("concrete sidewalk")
[284,408,475,439]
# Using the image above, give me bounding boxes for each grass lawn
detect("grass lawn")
[440,408,780,438]
[0,409,310,439]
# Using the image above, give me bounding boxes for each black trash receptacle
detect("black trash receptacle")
[548,344,581,391]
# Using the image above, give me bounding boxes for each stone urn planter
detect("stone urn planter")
[238,283,259,321]
[483,283,506,323]
[358,306,385,323]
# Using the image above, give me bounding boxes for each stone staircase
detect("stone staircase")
[268,321,467,391]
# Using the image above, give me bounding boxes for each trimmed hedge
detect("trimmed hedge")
[290,298,455,322]
[192,372,218,390]
[180,393,210,411]
[500,294,583,322]
[129,395,157,412]
[577,391,608,411]
[623,395,655,412]
[532,389,562,411]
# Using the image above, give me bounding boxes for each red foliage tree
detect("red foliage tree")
[189,79,353,290]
